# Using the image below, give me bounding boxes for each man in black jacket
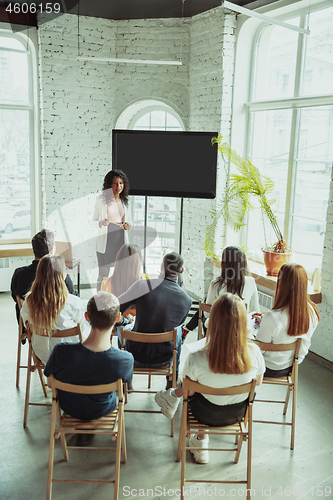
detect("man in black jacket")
[118,252,192,376]
[11,229,78,325]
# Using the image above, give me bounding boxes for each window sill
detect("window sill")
[0,243,33,258]
[210,257,322,305]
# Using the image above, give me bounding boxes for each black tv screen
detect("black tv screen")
[112,129,217,199]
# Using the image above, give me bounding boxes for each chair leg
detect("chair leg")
[176,412,185,462]
[234,433,244,464]
[23,346,33,428]
[114,410,123,500]
[246,423,252,498]
[47,405,57,500]
[37,366,48,397]
[291,384,297,450]
[16,330,22,388]
[180,425,186,500]
[171,416,174,438]
[148,373,151,389]
[121,414,127,463]
[124,383,128,404]
[283,384,292,415]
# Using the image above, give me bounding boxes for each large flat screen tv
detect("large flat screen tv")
[112,129,217,199]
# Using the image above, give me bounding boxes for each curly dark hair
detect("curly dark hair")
[101,169,130,206]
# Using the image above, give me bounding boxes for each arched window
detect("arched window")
[115,100,184,274]
[0,29,38,243]
[245,4,333,272]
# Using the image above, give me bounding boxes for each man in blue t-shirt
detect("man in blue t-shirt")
[44,291,134,422]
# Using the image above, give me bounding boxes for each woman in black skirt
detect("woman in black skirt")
[92,170,131,290]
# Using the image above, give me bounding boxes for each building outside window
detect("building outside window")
[245,4,333,273]
[0,31,38,243]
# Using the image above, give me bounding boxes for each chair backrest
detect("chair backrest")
[198,301,211,339]
[26,323,83,343]
[55,241,73,264]
[120,327,177,348]
[49,374,123,400]
[199,301,212,317]
[182,376,256,402]
[254,338,301,359]
[52,324,83,341]
[16,295,23,309]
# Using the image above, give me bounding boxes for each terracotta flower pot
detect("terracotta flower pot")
[262,249,293,277]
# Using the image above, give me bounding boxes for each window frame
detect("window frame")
[230,0,333,271]
[0,24,40,245]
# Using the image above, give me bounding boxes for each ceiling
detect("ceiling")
[68,0,282,20]
[0,0,285,28]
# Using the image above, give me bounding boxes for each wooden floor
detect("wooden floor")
[1,290,333,500]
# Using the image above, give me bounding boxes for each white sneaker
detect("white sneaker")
[189,434,209,464]
[155,389,180,419]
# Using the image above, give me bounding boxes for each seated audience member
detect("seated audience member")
[118,252,192,379]
[21,255,85,364]
[44,292,134,424]
[181,245,259,342]
[101,243,144,319]
[255,263,319,377]
[11,229,78,324]
[155,293,265,464]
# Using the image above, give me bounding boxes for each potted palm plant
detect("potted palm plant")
[205,135,292,276]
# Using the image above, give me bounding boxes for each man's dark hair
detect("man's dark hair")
[87,291,120,330]
[163,252,184,276]
[32,229,55,259]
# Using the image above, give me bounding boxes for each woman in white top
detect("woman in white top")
[21,255,84,364]
[181,246,259,342]
[155,293,265,463]
[205,246,259,322]
[255,263,319,377]
[92,169,131,290]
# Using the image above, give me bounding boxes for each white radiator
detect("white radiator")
[258,290,274,310]
[0,258,12,292]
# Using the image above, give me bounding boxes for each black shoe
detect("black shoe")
[21,337,27,345]
[76,433,94,446]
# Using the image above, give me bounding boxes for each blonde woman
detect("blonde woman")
[155,293,265,463]
[21,255,84,364]
[255,263,319,377]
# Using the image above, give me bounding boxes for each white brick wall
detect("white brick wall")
[312,175,333,363]
[37,13,192,284]
[182,7,236,297]
[34,8,236,293]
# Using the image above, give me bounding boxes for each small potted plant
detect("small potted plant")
[205,135,292,276]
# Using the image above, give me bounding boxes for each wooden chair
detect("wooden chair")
[253,338,301,450]
[47,375,126,500]
[16,296,28,388]
[120,327,178,436]
[197,301,211,340]
[23,324,82,428]
[177,377,256,500]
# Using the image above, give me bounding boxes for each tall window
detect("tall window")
[124,104,184,275]
[246,5,333,272]
[0,31,37,243]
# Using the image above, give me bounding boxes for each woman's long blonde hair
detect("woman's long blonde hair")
[206,293,251,374]
[26,255,68,334]
[272,263,319,336]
